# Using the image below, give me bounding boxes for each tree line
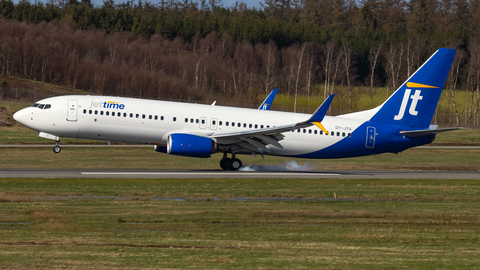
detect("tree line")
[1,0,480,126]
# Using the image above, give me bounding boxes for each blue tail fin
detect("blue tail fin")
[258,88,279,110]
[370,48,456,128]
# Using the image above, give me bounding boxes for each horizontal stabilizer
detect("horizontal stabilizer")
[400,127,465,137]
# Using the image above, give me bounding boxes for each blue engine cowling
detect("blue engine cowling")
[167,133,216,158]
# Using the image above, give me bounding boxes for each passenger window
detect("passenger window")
[161,116,164,120]
[106,111,110,116]
[213,120,216,125]
[320,130,323,135]
[112,112,115,116]
[101,111,104,115]
[136,114,139,118]
[226,122,229,126]
[185,118,188,123]
[196,119,199,123]
[249,124,252,128]
[303,129,306,133]
[95,110,98,115]
[142,114,145,119]
[297,129,300,133]
[190,118,193,123]
[123,113,127,117]
[89,110,92,114]
[309,130,312,134]
[219,121,222,125]
[202,119,205,124]
[331,131,334,136]
[130,113,133,118]
[255,124,258,129]
[118,113,121,117]
[243,123,246,128]
[348,133,352,137]
[314,130,317,134]
[44,104,51,109]
[155,115,158,120]
[83,109,87,114]
[173,117,176,122]
[232,122,235,127]
[149,115,152,120]
[337,132,340,136]
[261,125,264,129]
[267,125,270,128]
[237,123,241,127]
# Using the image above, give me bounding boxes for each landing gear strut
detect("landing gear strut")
[220,153,242,171]
[53,140,61,154]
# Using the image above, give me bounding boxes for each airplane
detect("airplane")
[211,88,278,110]
[14,48,461,170]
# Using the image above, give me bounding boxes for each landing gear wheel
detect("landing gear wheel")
[229,158,242,171]
[53,145,61,154]
[220,158,231,170]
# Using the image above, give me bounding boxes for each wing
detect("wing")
[211,94,336,154]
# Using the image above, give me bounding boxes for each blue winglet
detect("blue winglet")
[307,94,336,123]
[258,88,279,110]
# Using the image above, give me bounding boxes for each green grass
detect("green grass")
[1,146,479,171]
[1,178,480,269]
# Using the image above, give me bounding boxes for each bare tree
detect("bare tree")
[321,40,336,99]
[293,44,305,113]
[261,40,278,94]
[368,44,382,108]
[342,40,354,113]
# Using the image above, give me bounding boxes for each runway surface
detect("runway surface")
[1,169,479,179]
[2,144,480,149]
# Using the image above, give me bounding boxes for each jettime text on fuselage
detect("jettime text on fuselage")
[89,101,125,110]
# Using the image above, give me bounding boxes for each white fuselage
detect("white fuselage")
[14,95,367,157]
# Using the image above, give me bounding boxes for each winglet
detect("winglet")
[307,94,336,123]
[303,94,335,135]
[258,88,279,110]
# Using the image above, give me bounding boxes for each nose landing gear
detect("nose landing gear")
[53,140,61,153]
[219,153,242,171]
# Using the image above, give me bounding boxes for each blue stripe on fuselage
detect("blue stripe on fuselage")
[289,122,434,159]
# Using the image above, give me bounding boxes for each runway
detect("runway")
[1,169,479,179]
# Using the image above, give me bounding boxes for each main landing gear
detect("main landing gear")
[53,140,61,153]
[219,153,242,171]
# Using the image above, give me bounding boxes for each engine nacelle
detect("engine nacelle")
[167,133,216,158]
[154,145,167,153]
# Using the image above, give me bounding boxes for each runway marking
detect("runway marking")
[81,172,341,176]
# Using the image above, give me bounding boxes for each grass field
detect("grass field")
[2,95,480,269]
[1,178,480,269]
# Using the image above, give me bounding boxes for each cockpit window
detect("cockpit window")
[32,103,39,107]
[38,104,45,109]
[44,104,51,109]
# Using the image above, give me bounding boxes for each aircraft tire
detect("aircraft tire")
[229,158,242,171]
[220,158,231,170]
[53,145,61,154]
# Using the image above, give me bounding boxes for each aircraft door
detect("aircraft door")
[199,117,207,129]
[210,118,218,130]
[365,126,376,148]
[67,99,78,122]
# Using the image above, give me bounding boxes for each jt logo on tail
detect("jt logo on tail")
[394,89,423,120]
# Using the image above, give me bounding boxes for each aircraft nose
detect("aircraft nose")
[13,108,29,125]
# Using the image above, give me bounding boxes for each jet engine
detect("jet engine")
[167,133,216,158]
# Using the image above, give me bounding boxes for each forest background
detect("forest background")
[1,0,480,127]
